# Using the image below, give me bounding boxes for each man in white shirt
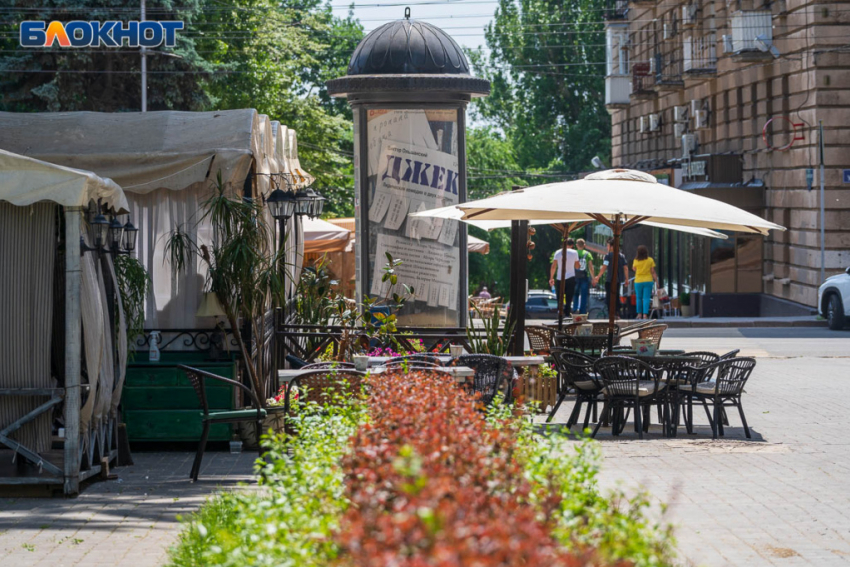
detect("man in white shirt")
[548,238,580,316]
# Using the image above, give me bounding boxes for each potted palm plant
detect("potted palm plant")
[165,173,284,408]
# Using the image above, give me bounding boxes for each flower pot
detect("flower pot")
[239,410,286,450]
[680,303,692,317]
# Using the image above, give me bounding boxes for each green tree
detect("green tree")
[0,0,213,112]
[195,0,362,216]
[468,0,611,173]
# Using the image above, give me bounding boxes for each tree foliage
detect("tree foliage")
[0,0,213,112]
[0,0,362,217]
[468,0,611,173]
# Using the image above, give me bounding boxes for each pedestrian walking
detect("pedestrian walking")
[631,245,658,320]
[592,237,629,319]
[572,238,595,314]
[549,238,580,316]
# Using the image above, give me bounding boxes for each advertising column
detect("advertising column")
[362,108,464,326]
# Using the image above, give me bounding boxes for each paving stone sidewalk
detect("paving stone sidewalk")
[0,451,256,567]
[543,356,850,566]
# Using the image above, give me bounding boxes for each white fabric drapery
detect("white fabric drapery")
[0,203,56,454]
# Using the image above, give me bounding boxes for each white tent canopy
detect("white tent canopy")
[414,169,784,236]
[303,217,352,254]
[0,110,268,193]
[0,149,128,212]
[0,110,313,329]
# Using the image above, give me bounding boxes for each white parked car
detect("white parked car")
[818,267,850,330]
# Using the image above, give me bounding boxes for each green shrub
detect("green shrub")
[166,394,367,567]
[170,374,675,567]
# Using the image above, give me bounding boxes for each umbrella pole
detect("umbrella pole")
[557,225,568,331]
[607,216,622,352]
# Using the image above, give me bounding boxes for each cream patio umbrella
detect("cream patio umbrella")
[412,169,785,348]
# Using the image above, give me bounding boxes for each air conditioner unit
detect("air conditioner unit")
[681,133,698,158]
[674,123,687,138]
[721,34,734,54]
[649,113,661,131]
[639,116,648,133]
[731,11,773,53]
[694,109,709,129]
[691,100,703,115]
[674,106,688,122]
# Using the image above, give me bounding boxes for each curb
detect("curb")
[655,319,827,328]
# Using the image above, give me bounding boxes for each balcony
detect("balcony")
[631,63,657,100]
[605,75,631,108]
[653,52,684,91]
[684,33,717,78]
[604,0,629,20]
[730,11,774,61]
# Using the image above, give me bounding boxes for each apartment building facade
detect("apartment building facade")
[604,0,849,311]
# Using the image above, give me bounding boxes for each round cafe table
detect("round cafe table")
[604,352,701,437]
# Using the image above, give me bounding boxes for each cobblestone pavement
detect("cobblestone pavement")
[542,330,850,566]
[0,451,256,567]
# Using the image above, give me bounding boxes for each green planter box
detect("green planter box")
[123,353,238,442]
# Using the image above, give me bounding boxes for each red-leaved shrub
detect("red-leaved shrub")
[335,370,608,567]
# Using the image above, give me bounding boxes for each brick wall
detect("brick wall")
[607,0,850,307]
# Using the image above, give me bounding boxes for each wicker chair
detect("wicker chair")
[386,354,444,366]
[450,354,513,407]
[546,349,603,427]
[525,326,554,355]
[384,360,441,370]
[177,365,266,482]
[719,349,740,360]
[592,356,665,439]
[284,369,367,415]
[301,361,355,370]
[693,357,757,439]
[635,323,668,348]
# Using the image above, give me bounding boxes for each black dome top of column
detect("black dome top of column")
[347,17,470,76]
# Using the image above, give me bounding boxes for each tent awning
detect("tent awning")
[468,234,490,254]
[0,149,128,212]
[0,110,280,194]
[303,217,352,254]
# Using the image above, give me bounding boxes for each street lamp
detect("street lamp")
[265,187,296,221]
[91,212,110,249]
[308,189,325,218]
[108,218,124,252]
[294,187,312,217]
[122,220,139,253]
[294,187,325,219]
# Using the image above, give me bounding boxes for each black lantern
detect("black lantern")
[266,187,296,220]
[108,218,124,251]
[294,188,312,217]
[325,11,489,327]
[91,213,110,249]
[122,220,138,253]
[308,189,326,218]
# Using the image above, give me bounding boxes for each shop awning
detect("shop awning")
[0,149,128,212]
[678,180,765,211]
